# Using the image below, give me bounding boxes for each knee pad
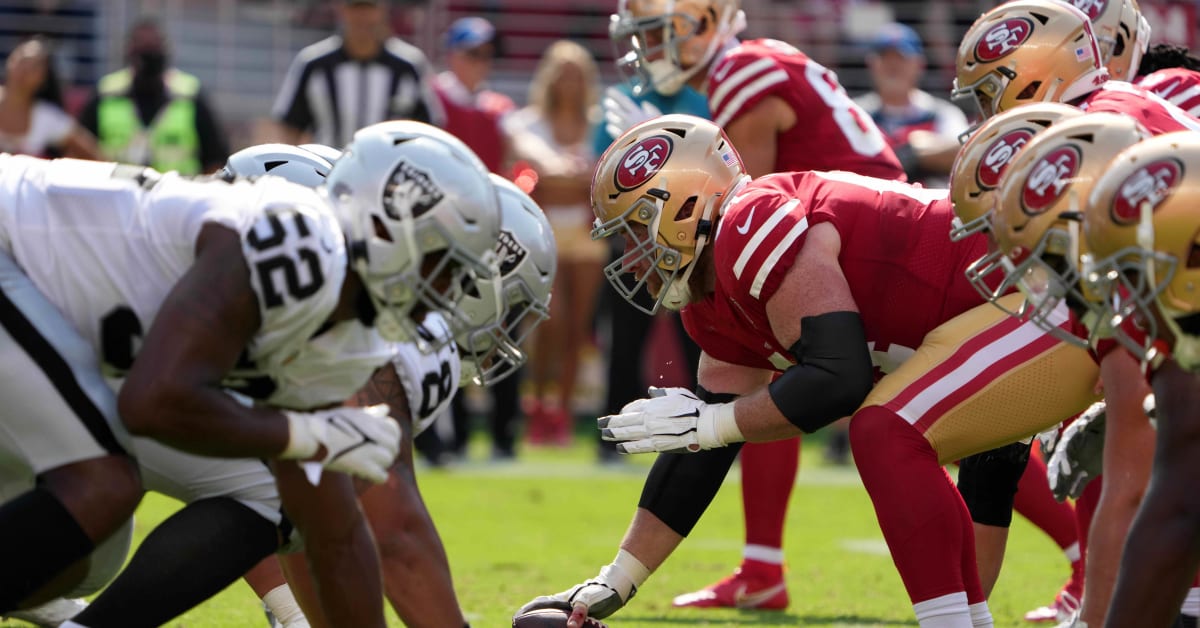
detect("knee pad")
[956,441,1031,527]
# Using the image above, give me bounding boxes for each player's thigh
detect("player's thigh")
[136,436,284,526]
[862,296,1100,464]
[0,251,131,476]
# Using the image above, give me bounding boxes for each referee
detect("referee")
[270,0,442,147]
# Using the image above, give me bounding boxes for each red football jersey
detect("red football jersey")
[706,39,906,180]
[1136,68,1200,118]
[681,171,988,375]
[1080,80,1200,134]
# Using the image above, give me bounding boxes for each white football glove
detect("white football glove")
[281,404,401,485]
[1046,401,1107,502]
[603,86,663,139]
[516,550,649,620]
[599,387,742,455]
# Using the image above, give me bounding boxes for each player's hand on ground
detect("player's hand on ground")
[1046,401,1106,501]
[603,86,663,139]
[599,386,738,454]
[281,404,402,484]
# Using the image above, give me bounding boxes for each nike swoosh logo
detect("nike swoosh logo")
[325,414,374,462]
[736,208,755,235]
[733,582,787,609]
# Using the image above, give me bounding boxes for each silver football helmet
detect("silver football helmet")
[219,143,333,187]
[456,174,557,386]
[324,121,501,344]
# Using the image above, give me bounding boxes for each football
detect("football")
[511,607,608,628]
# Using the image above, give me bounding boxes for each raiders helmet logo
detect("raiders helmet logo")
[975,18,1034,63]
[614,136,674,192]
[1022,145,1080,214]
[383,160,445,219]
[1111,159,1182,225]
[495,229,528,276]
[978,128,1034,189]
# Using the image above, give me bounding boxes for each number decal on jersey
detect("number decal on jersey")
[99,305,279,398]
[417,359,454,418]
[867,341,918,376]
[803,62,888,157]
[246,211,325,308]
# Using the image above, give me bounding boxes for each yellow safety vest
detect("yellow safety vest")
[96,68,202,175]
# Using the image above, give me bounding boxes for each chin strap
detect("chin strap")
[660,178,747,310]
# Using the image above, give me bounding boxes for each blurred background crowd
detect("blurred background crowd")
[1,0,1197,465]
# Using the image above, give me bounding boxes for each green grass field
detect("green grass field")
[4,435,1071,627]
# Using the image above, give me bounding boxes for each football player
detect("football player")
[610,0,906,608]
[948,102,1090,615]
[0,118,501,626]
[954,4,1200,622]
[978,112,1167,628]
[519,114,1102,628]
[1076,131,1200,628]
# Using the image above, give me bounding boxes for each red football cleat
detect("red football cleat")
[672,563,789,610]
[1024,561,1083,623]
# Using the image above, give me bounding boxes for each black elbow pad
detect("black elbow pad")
[767,311,873,433]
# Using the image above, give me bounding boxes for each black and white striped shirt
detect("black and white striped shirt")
[271,34,444,148]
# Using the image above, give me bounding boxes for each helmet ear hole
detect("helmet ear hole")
[1187,242,1200,269]
[674,196,698,221]
[372,215,393,242]
[1017,80,1042,100]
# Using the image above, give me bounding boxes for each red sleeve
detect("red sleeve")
[708,44,791,129]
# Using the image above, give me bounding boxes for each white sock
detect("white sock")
[969,601,994,627]
[1063,541,1081,564]
[743,544,785,565]
[262,583,310,627]
[1183,586,1200,617]
[913,591,973,628]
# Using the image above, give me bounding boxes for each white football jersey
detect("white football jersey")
[0,154,392,409]
[391,312,460,436]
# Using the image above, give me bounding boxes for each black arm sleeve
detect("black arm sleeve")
[767,311,874,433]
[637,386,740,537]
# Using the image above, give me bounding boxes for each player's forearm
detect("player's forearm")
[119,382,290,458]
[274,463,387,628]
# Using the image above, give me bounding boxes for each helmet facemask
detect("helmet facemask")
[610,0,745,96]
[595,192,690,314]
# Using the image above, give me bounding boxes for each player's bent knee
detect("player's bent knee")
[41,455,142,539]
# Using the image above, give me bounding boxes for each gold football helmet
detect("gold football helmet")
[990,112,1150,345]
[1083,131,1200,370]
[951,103,1083,309]
[591,113,748,314]
[1066,0,1151,81]
[954,0,1109,120]
[610,0,747,95]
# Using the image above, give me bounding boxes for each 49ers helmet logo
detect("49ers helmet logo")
[1112,159,1182,225]
[975,18,1034,62]
[1022,145,1081,214]
[1069,0,1108,21]
[978,128,1034,189]
[614,136,674,192]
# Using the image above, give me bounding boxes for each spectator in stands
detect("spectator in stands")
[0,36,100,159]
[425,16,523,463]
[269,0,441,148]
[504,40,602,446]
[854,22,967,187]
[79,18,228,174]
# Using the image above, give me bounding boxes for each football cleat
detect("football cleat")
[1024,569,1083,623]
[672,563,789,610]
